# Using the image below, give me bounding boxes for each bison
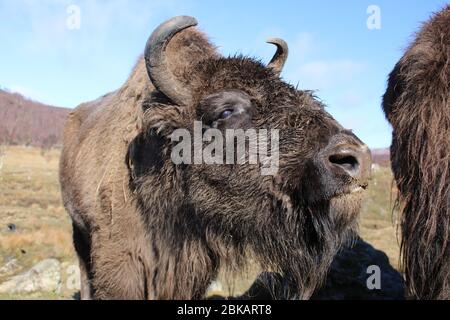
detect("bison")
[382,6,449,299]
[60,16,371,300]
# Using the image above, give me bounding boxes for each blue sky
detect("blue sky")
[0,0,447,148]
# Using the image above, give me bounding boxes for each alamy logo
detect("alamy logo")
[366,265,381,290]
[66,5,81,30]
[170,121,279,176]
[366,5,381,30]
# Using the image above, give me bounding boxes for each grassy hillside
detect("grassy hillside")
[0,146,400,299]
[359,165,400,268]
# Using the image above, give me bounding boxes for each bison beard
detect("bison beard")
[60,16,370,300]
[132,155,361,299]
[382,6,450,299]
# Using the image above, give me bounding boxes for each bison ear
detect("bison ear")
[128,104,187,179]
[145,16,218,106]
[127,130,166,180]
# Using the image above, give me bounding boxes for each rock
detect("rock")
[7,223,17,232]
[0,259,61,294]
[207,280,224,295]
[311,237,405,300]
[61,261,81,292]
[0,259,21,276]
[241,237,405,300]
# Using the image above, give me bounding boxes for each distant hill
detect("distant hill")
[0,88,392,163]
[371,148,390,166]
[0,89,70,148]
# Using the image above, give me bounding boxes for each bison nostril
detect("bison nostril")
[320,134,372,185]
[328,153,360,177]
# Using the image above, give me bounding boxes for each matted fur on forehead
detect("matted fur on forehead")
[188,56,301,104]
[158,55,327,129]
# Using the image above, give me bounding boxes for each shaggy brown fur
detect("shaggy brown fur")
[382,6,449,300]
[60,20,371,300]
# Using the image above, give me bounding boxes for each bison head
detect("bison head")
[129,16,371,299]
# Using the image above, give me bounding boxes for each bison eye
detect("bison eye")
[219,109,233,119]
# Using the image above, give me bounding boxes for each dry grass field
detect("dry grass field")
[0,146,400,299]
[0,146,76,299]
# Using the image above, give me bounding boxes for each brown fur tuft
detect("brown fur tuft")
[383,5,450,299]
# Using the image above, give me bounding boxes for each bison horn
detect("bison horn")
[266,38,289,76]
[145,16,198,106]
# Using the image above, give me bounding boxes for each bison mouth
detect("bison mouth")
[347,183,368,194]
[342,180,369,194]
[329,187,366,222]
[290,178,366,234]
